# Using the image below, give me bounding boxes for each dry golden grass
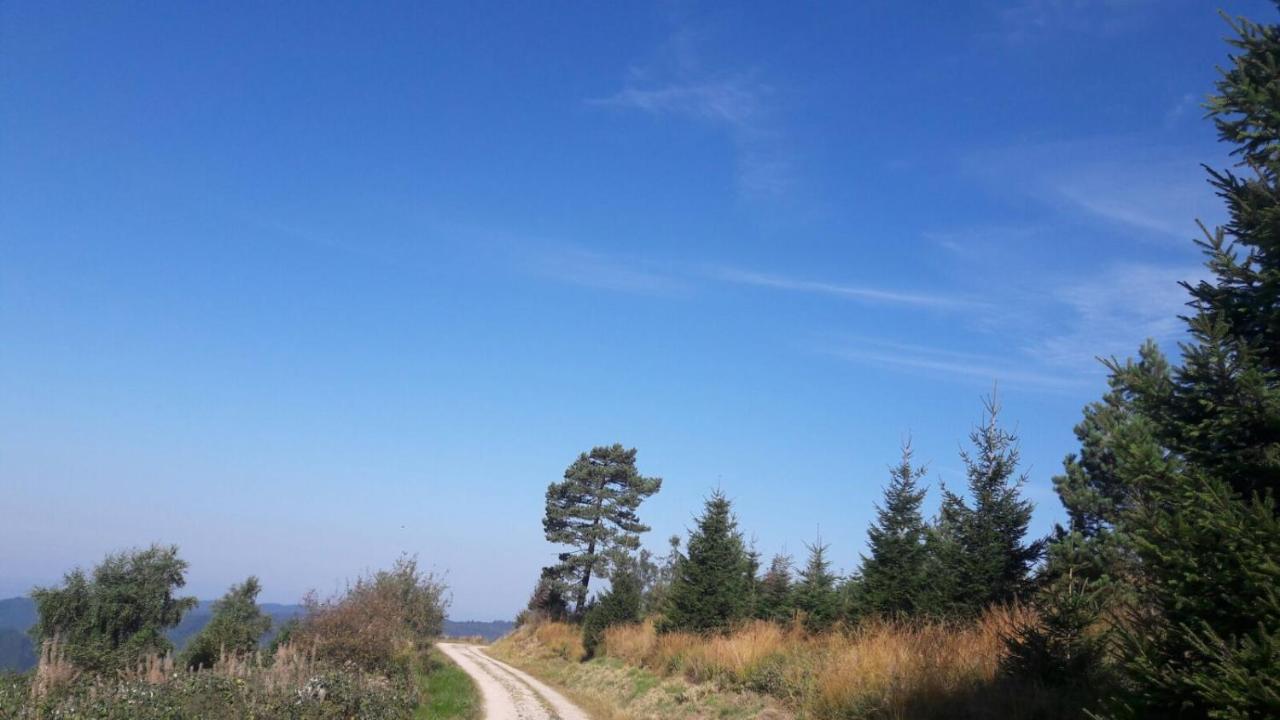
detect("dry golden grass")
[592,605,1082,720]
[530,619,586,661]
[492,622,789,720]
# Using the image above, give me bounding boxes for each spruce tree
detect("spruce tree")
[923,397,1041,617]
[919,483,967,617]
[754,553,795,624]
[1001,573,1109,691]
[659,491,753,634]
[641,536,682,616]
[1058,9,1280,716]
[543,444,662,615]
[180,576,272,670]
[581,560,643,659]
[957,396,1042,611]
[859,442,929,617]
[794,540,841,632]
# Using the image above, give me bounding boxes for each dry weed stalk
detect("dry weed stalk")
[31,637,78,699]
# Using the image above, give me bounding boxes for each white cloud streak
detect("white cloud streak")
[714,267,984,310]
[590,32,793,197]
[821,337,1089,393]
[529,247,690,297]
[1028,261,1205,369]
[964,138,1223,241]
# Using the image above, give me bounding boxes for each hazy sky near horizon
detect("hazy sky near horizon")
[2,0,1272,620]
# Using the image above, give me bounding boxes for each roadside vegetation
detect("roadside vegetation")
[515,10,1280,719]
[1,549,478,719]
[490,621,790,720]
[415,648,481,720]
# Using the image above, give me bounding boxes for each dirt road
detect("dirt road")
[436,642,591,720]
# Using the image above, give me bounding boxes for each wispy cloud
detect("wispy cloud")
[964,138,1223,241]
[820,337,1088,393]
[714,267,984,310]
[811,258,1205,392]
[590,31,793,197]
[922,224,1046,255]
[591,76,763,126]
[1028,261,1205,369]
[528,247,691,297]
[998,0,1158,41]
[1164,92,1200,127]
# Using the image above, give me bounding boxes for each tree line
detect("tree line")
[525,397,1039,641]
[524,9,1280,717]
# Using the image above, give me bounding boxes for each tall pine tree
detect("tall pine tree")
[659,491,753,634]
[859,442,929,617]
[542,444,662,615]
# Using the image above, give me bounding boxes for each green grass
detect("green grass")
[414,648,482,720]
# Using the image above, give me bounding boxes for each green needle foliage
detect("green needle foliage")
[1001,573,1109,689]
[180,576,273,670]
[1047,8,1280,717]
[858,442,930,618]
[793,540,841,633]
[582,558,643,659]
[542,444,662,616]
[659,490,754,634]
[927,397,1042,617]
[31,544,198,673]
[754,553,795,624]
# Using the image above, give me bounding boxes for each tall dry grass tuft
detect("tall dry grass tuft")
[595,605,1076,719]
[121,651,175,684]
[31,638,78,699]
[531,620,586,661]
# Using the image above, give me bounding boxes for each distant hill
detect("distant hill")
[0,598,36,637]
[0,629,36,672]
[0,597,512,671]
[442,619,515,642]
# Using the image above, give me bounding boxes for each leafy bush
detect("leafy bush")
[180,576,273,670]
[31,545,198,673]
[293,555,447,674]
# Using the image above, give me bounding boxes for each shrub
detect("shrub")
[31,545,198,673]
[582,565,643,659]
[293,555,447,674]
[179,576,273,670]
[1001,574,1110,690]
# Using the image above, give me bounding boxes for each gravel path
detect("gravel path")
[436,642,591,720]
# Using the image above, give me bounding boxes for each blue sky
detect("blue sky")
[2,0,1271,620]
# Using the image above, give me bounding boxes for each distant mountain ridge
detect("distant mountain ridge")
[0,597,513,672]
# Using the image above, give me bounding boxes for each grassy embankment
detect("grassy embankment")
[495,608,1096,720]
[490,621,791,720]
[415,647,481,720]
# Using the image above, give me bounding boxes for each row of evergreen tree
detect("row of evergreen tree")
[655,397,1043,637]
[526,395,1043,648]
[527,8,1280,717]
